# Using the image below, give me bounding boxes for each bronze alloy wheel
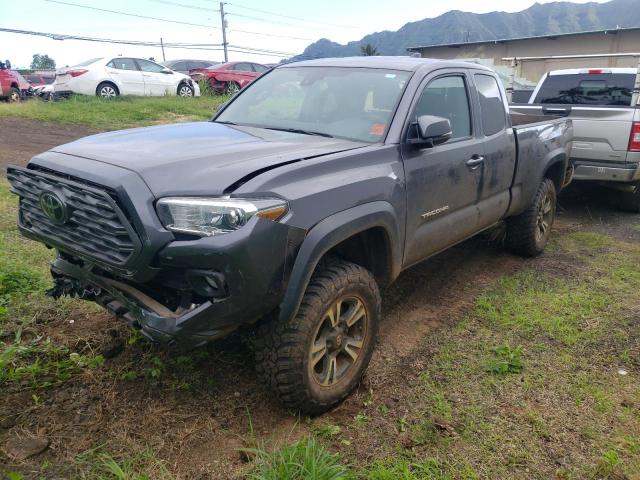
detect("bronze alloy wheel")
[309,296,368,387]
[535,189,554,245]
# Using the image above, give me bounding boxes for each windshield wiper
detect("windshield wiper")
[216,120,239,126]
[263,127,334,138]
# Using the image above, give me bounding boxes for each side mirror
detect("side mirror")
[5,60,11,69]
[161,68,173,74]
[411,115,452,147]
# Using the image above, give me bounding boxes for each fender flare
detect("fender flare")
[278,201,402,324]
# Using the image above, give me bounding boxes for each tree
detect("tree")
[360,44,379,56]
[30,54,56,70]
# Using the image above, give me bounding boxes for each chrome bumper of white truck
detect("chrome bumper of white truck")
[573,163,640,183]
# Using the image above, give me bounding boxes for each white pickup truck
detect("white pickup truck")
[511,67,640,211]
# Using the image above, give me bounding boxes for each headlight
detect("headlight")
[156,197,288,237]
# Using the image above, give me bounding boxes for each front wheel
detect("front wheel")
[224,81,240,96]
[8,87,20,103]
[177,82,194,97]
[506,178,557,257]
[255,258,381,415]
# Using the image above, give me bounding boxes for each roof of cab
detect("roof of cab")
[279,56,495,72]
[548,67,638,75]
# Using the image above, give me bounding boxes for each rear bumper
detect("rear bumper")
[572,160,640,183]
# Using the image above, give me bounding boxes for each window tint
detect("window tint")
[136,59,165,73]
[534,73,635,106]
[233,63,253,72]
[171,61,187,71]
[474,74,506,136]
[253,63,269,73]
[108,58,138,71]
[414,76,471,139]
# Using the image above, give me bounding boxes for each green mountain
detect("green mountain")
[294,0,639,60]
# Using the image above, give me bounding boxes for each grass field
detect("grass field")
[1,172,639,478]
[0,95,227,130]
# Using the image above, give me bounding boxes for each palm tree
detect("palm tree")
[360,44,380,56]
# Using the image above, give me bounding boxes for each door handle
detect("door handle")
[466,155,484,168]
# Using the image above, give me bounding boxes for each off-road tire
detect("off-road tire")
[96,82,119,98]
[506,177,557,257]
[618,183,640,213]
[8,87,20,103]
[255,257,381,415]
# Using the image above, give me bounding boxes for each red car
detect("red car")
[0,60,24,102]
[189,61,269,95]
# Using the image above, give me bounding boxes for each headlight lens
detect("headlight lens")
[156,197,288,237]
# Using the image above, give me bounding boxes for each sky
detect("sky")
[2,0,613,69]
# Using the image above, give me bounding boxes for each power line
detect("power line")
[228,26,313,41]
[149,0,219,12]
[0,27,297,57]
[226,11,315,30]
[43,0,218,29]
[225,1,358,29]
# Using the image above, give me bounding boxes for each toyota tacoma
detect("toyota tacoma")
[8,57,573,414]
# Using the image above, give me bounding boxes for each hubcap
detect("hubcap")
[179,85,193,97]
[9,91,19,102]
[536,191,554,244]
[309,296,367,387]
[100,86,116,98]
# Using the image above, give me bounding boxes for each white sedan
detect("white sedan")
[53,57,201,98]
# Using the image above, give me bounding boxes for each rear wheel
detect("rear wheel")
[618,183,640,213]
[506,178,557,257]
[177,82,194,97]
[8,87,20,103]
[96,82,119,98]
[224,81,240,96]
[255,257,380,415]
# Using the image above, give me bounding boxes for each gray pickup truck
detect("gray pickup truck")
[7,57,572,413]
[511,67,640,211]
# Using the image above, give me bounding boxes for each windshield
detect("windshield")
[215,66,411,142]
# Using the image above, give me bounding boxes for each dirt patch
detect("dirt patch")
[0,118,98,172]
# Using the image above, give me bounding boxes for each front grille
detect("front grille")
[7,167,141,266]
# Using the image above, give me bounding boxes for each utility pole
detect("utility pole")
[219,2,228,62]
[160,37,166,62]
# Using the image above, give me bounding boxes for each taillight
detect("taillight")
[629,122,640,152]
[68,69,88,77]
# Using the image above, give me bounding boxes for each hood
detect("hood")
[49,122,366,196]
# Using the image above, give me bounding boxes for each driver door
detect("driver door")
[401,71,485,267]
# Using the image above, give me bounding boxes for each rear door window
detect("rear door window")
[233,63,253,72]
[474,74,506,136]
[533,73,635,106]
[108,58,138,71]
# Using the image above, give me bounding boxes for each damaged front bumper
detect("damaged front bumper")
[47,218,305,349]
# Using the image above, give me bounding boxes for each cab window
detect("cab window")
[474,74,506,136]
[414,75,471,139]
